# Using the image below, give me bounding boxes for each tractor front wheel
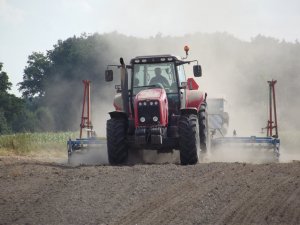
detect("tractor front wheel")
[178,114,200,165]
[107,118,128,165]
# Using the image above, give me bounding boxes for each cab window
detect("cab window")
[177,65,186,84]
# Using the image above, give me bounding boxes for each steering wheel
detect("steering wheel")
[155,83,164,89]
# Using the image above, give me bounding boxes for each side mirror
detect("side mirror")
[193,65,202,77]
[105,70,113,82]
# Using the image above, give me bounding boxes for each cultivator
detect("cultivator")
[210,80,280,159]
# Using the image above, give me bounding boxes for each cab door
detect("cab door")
[177,65,187,110]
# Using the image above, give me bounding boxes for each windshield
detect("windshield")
[132,62,177,95]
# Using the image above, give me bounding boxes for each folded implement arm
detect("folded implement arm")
[210,80,280,160]
[67,80,106,164]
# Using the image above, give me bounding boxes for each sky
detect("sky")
[1,0,300,96]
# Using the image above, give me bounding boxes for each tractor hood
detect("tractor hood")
[135,88,166,100]
[134,88,168,127]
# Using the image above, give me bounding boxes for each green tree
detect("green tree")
[0,62,12,94]
[0,62,34,133]
[11,109,37,133]
[18,52,51,98]
[35,107,54,131]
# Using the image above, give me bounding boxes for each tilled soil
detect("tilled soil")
[0,156,300,225]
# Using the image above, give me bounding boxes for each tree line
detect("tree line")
[1,32,300,134]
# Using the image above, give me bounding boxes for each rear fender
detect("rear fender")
[185,90,204,112]
[113,93,134,119]
[109,111,128,120]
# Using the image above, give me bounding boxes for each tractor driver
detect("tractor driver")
[149,67,170,88]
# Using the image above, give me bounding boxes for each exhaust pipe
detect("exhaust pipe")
[120,58,129,116]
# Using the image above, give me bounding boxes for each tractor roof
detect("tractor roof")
[130,55,183,64]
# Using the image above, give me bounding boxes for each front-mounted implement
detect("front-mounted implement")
[67,80,106,164]
[211,80,280,159]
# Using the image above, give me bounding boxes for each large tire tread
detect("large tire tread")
[178,114,200,165]
[107,118,128,165]
[199,110,208,152]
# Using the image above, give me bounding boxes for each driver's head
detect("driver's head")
[154,67,162,76]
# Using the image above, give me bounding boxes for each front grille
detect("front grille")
[137,100,160,125]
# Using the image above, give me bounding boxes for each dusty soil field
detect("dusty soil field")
[0,156,299,225]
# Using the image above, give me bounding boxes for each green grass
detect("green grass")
[0,132,78,156]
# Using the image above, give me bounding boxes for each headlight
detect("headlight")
[153,116,158,122]
[138,102,142,106]
[140,117,145,123]
[154,101,158,105]
[143,102,147,106]
[150,101,153,106]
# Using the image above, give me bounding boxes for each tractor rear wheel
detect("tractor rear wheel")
[107,118,128,165]
[178,114,200,165]
[199,106,209,153]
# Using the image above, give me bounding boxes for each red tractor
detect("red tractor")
[105,47,209,165]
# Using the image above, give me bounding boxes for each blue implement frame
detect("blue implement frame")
[211,136,280,157]
[67,138,107,162]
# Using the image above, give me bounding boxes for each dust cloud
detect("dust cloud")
[55,32,300,164]
[208,147,279,164]
[91,101,112,137]
[68,146,108,166]
[67,99,113,166]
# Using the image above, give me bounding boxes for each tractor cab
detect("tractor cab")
[130,55,202,115]
[130,55,187,115]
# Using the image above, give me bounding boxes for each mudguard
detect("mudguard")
[182,78,205,112]
[109,111,128,120]
[184,90,205,112]
[180,108,198,115]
